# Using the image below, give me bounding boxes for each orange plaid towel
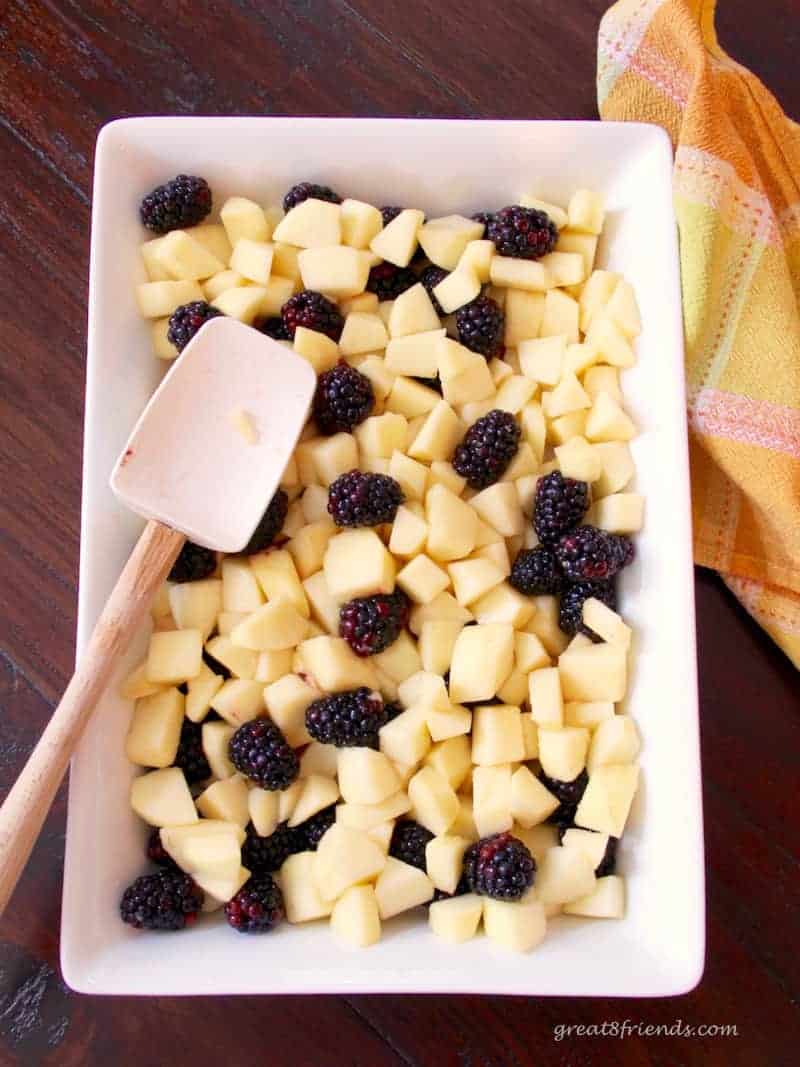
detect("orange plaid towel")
[598,0,800,665]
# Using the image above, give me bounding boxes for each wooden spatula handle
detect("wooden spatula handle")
[0,519,185,916]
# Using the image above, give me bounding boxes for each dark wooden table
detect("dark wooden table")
[1,2,798,1064]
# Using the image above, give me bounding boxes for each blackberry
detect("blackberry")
[556,525,634,582]
[383,701,404,723]
[596,835,619,877]
[380,206,403,226]
[293,804,336,851]
[258,316,290,341]
[229,719,299,790]
[282,289,344,341]
[327,470,403,527]
[166,301,223,353]
[174,720,211,785]
[464,833,535,901]
[283,182,342,213]
[305,687,387,748]
[120,869,203,930]
[242,822,300,873]
[389,820,433,871]
[313,361,375,434]
[418,265,448,315]
[168,541,217,583]
[240,489,289,555]
[486,205,557,260]
[472,210,494,229]
[559,580,617,638]
[339,591,409,656]
[452,409,520,490]
[140,174,212,234]
[146,828,177,869]
[366,261,418,302]
[509,547,562,596]
[456,296,504,358]
[533,470,590,546]
[540,769,589,828]
[224,874,284,934]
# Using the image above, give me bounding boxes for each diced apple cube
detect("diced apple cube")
[582,599,632,649]
[244,785,280,837]
[125,687,185,768]
[287,774,340,828]
[210,285,269,325]
[389,506,429,558]
[470,482,525,538]
[490,256,551,292]
[221,557,264,613]
[408,400,464,462]
[472,540,511,576]
[555,436,601,483]
[385,378,440,421]
[262,674,318,746]
[424,735,471,791]
[120,661,165,701]
[278,779,304,823]
[418,620,464,676]
[425,484,478,561]
[590,493,644,535]
[568,189,605,234]
[336,791,412,831]
[374,856,434,918]
[472,764,513,837]
[272,197,341,248]
[196,775,250,826]
[388,283,441,338]
[526,595,569,656]
[593,442,634,500]
[483,895,547,952]
[529,667,563,727]
[448,623,513,704]
[585,315,636,370]
[471,705,525,766]
[510,766,559,827]
[150,317,178,360]
[547,410,587,446]
[136,279,204,318]
[160,819,244,872]
[385,329,446,378]
[538,726,590,781]
[439,344,496,407]
[447,559,504,606]
[288,520,337,579]
[542,372,591,420]
[300,485,332,525]
[249,550,309,618]
[140,235,173,281]
[587,715,640,773]
[370,208,425,267]
[314,824,387,901]
[605,279,641,338]
[408,592,474,636]
[396,554,450,605]
[324,530,396,599]
[339,311,388,356]
[555,230,598,275]
[562,342,598,377]
[220,196,270,245]
[418,215,483,269]
[227,238,273,285]
[340,198,383,249]
[432,268,481,313]
[300,634,378,691]
[540,289,579,343]
[230,600,307,652]
[560,827,611,869]
[563,874,625,918]
[407,766,459,835]
[456,239,495,282]
[575,763,639,837]
[514,632,550,673]
[424,702,472,743]
[429,893,483,943]
[497,669,528,706]
[168,579,222,640]
[299,741,338,781]
[338,748,401,805]
[472,583,533,627]
[539,251,585,287]
[372,630,423,684]
[423,835,469,895]
[293,326,340,374]
[535,845,596,904]
[153,230,224,281]
[519,194,568,228]
[519,335,566,387]
[340,292,379,316]
[578,269,619,332]
[146,629,203,685]
[519,403,547,463]
[209,679,265,727]
[559,642,627,702]
[504,289,545,346]
[330,884,382,946]
[564,701,615,729]
[398,670,450,712]
[429,461,467,497]
[204,635,257,680]
[298,246,371,299]
[492,375,535,415]
[271,241,302,283]
[301,571,342,634]
[282,851,335,922]
[308,433,358,487]
[355,412,407,458]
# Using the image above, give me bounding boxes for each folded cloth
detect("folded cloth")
[598,0,800,666]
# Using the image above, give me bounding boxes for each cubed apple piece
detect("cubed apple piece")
[288,520,337,581]
[590,493,644,536]
[539,249,585,288]
[377,702,430,763]
[417,215,483,269]
[281,851,335,922]
[406,400,463,463]
[275,780,302,824]
[384,328,446,379]
[150,317,178,360]
[509,765,558,828]
[249,550,309,619]
[585,315,637,371]
[604,279,641,338]
[300,485,330,525]
[168,579,222,640]
[337,792,412,833]
[447,559,504,607]
[528,666,563,727]
[195,864,251,908]
[338,198,382,249]
[448,623,514,704]
[483,895,547,952]
[120,661,165,701]
[293,326,340,375]
[568,188,604,234]
[558,642,627,702]
[338,311,388,356]
[554,229,598,275]
[301,572,341,635]
[441,356,497,409]
[432,268,481,314]
[417,621,464,677]
[387,282,441,338]
[535,845,596,904]
[470,482,525,539]
[131,767,198,827]
[219,196,270,245]
[504,289,545,346]
[221,557,264,613]
[424,735,471,791]
[424,484,478,562]
[516,194,567,228]
[472,764,513,837]
[298,246,371,299]
[578,269,619,332]
[542,373,591,421]
[373,856,434,918]
[429,893,483,943]
[204,635,258,680]
[272,197,341,248]
[407,766,459,835]
[519,403,546,464]
[490,256,552,292]
[456,238,495,282]
[385,380,439,424]
[560,827,611,869]
[356,412,408,458]
[564,701,615,730]
[263,674,319,746]
[240,787,278,843]
[586,716,640,773]
[472,583,533,628]
[554,437,601,485]
[330,884,382,947]
[209,679,265,727]
[563,875,626,919]
[338,748,401,805]
[514,632,550,674]
[125,687,185,768]
[302,636,379,694]
[324,529,396,600]
[397,670,451,712]
[370,208,425,266]
[254,274,296,318]
[539,289,580,343]
[526,596,569,656]
[196,774,250,827]
[160,821,242,881]
[492,377,536,417]
[313,824,387,901]
[518,334,566,387]
[136,279,205,318]
[471,705,525,766]
[371,629,423,684]
[592,444,634,502]
[575,763,639,837]
[152,229,225,281]
[429,461,467,498]
[424,702,472,743]
[309,433,359,487]
[286,774,340,829]
[408,592,474,636]
[145,629,203,685]
[580,600,631,651]
[497,669,528,706]
[202,269,246,303]
[538,726,590,782]
[209,285,268,325]
[388,506,429,559]
[394,554,449,605]
[140,235,174,281]
[230,600,307,652]
[226,238,273,285]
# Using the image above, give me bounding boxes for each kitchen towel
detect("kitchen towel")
[598,0,800,666]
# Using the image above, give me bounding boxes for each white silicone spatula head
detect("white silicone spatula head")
[110,317,316,552]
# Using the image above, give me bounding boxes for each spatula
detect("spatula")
[0,317,316,915]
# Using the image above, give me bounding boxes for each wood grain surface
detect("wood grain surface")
[1,2,798,1064]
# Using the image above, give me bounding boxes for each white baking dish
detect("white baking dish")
[62,117,703,996]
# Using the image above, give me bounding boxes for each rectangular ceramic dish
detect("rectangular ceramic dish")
[62,117,704,996]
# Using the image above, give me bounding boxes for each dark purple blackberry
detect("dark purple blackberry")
[282,182,342,213]
[168,541,217,583]
[327,470,403,527]
[366,261,418,301]
[533,470,590,546]
[456,296,504,358]
[383,701,403,723]
[380,205,403,226]
[389,820,433,872]
[174,720,211,785]
[166,301,223,353]
[559,579,618,638]
[556,525,634,582]
[339,591,409,657]
[471,210,494,229]
[242,822,300,873]
[510,547,562,596]
[540,769,589,828]
[140,174,212,233]
[240,489,289,555]
[120,869,203,930]
[596,835,619,877]
[464,833,535,901]
[146,828,178,869]
[229,719,299,790]
[281,289,344,341]
[294,804,336,851]
[258,316,291,341]
[313,361,375,434]
[418,264,448,316]
[486,205,557,259]
[452,409,520,489]
[305,687,387,748]
[224,873,284,934]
